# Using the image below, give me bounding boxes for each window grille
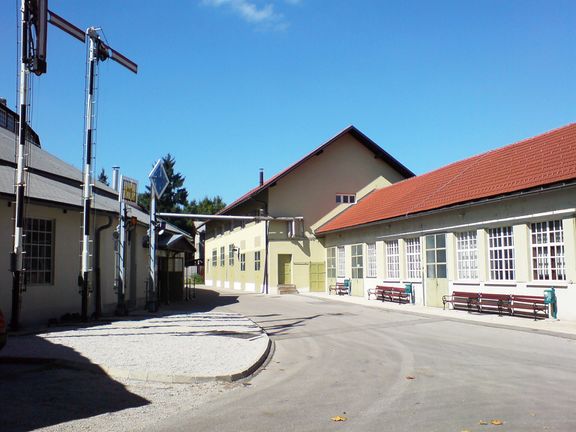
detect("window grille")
[351,244,363,279]
[23,218,54,284]
[337,246,345,277]
[456,231,478,280]
[327,247,336,278]
[254,251,261,271]
[531,220,565,281]
[405,238,421,279]
[488,227,515,280]
[240,253,246,271]
[386,240,400,279]
[367,243,377,278]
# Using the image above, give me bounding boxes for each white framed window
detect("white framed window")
[456,231,478,280]
[366,243,377,278]
[337,246,345,277]
[351,244,363,279]
[254,251,261,271]
[531,220,566,281]
[228,244,235,266]
[212,249,217,267]
[405,238,421,279]
[385,240,400,279]
[240,253,246,271]
[220,246,225,267]
[327,247,336,278]
[23,218,54,284]
[488,227,515,280]
[336,194,356,204]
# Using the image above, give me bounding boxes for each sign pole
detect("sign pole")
[115,175,127,314]
[147,159,168,313]
[148,192,157,312]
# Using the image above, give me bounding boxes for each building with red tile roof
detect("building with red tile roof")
[317,123,576,234]
[316,123,576,320]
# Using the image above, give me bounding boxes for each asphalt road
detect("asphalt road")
[157,290,576,432]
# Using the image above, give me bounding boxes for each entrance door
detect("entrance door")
[278,254,292,285]
[425,234,448,307]
[309,262,325,292]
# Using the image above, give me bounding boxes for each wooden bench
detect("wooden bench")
[511,295,549,320]
[367,285,386,300]
[368,285,410,304]
[329,282,350,295]
[478,293,512,316]
[442,291,480,312]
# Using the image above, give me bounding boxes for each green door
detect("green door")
[278,254,292,285]
[309,262,325,292]
[425,234,449,307]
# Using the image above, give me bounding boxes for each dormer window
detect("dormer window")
[336,194,356,204]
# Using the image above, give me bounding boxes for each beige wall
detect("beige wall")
[0,199,153,326]
[205,132,410,294]
[323,186,576,320]
[205,221,267,292]
[268,134,406,231]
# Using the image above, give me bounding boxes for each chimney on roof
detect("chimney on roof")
[259,168,264,186]
[112,166,120,191]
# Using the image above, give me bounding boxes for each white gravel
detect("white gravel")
[1,312,270,382]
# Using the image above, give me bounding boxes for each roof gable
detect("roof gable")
[317,123,576,234]
[219,126,414,214]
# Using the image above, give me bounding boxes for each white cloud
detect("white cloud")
[202,0,297,30]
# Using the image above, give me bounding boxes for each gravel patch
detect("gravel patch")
[1,312,270,382]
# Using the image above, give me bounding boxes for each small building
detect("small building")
[316,124,576,320]
[0,102,192,326]
[204,126,414,294]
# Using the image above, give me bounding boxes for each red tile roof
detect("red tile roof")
[316,123,576,234]
[218,125,415,215]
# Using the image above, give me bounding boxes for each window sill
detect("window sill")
[453,280,481,286]
[526,281,569,289]
[484,281,517,287]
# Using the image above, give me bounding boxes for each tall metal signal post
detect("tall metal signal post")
[10,0,136,329]
[80,28,138,321]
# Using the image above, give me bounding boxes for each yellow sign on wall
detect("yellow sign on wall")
[122,177,138,204]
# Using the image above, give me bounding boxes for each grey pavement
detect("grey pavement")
[2,286,575,389]
[301,291,576,338]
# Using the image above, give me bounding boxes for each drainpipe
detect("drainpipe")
[94,215,113,319]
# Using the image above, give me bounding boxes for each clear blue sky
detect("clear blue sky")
[1,0,575,205]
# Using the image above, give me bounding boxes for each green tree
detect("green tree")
[97,168,109,186]
[186,195,226,215]
[138,154,191,233]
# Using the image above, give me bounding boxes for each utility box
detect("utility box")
[543,288,558,319]
[405,283,415,304]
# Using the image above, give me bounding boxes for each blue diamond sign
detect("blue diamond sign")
[149,159,169,198]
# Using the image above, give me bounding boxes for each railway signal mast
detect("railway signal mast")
[10,0,136,329]
[10,0,48,330]
[80,28,137,321]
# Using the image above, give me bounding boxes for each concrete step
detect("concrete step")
[277,284,298,295]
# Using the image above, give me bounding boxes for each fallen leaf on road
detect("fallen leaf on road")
[479,420,488,425]
[331,416,347,422]
[491,419,504,425]
[405,376,415,380]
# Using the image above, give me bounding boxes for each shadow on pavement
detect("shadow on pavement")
[0,337,149,432]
